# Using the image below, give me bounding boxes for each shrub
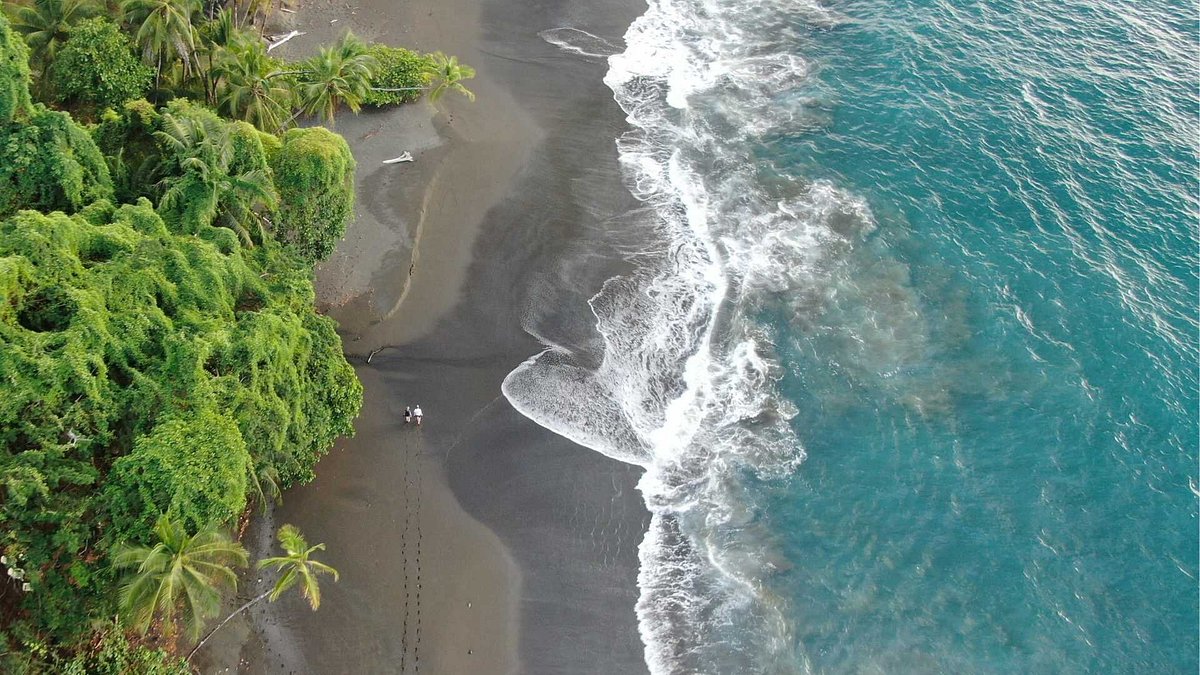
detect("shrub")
[269,126,355,262]
[60,625,189,675]
[106,410,251,540]
[91,99,162,204]
[0,14,31,124]
[51,18,152,116]
[0,107,113,217]
[0,17,113,217]
[6,620,192,675]
[362,44,431,106]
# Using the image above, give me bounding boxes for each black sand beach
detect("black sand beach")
[194,0,653,672]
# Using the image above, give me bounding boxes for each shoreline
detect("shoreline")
[194,0,652,670]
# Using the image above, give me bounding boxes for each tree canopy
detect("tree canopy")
[0,106,114,217]
[106,410,251,539]
[269,126,355,262]
[51,17,152,114]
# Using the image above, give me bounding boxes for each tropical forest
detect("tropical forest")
[0,0,473,670]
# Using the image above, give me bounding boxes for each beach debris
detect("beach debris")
[382,152,414,164]
[279,6,295,12]
[330,18,338,23]
[267,30,305,52]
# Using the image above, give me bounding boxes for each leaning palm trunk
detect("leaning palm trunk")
[186,588,271,660]
[187,524,338,664]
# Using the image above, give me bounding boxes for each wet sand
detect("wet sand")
[193,0,651,671]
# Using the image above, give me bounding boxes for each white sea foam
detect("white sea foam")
[538,27,623,59]
[506,0,878,672]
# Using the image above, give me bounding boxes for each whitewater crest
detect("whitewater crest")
[538,27,624,59]
[506,0,873,672]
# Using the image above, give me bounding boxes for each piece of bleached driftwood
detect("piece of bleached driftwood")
[382,152,414,164]
[266,30,304,52]
[279,6,295,12]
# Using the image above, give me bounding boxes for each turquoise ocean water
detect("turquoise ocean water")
[513,0,1198,671]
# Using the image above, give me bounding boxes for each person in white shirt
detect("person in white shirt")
[413,405,423,426]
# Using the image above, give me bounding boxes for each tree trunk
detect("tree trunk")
[186,589,271,661]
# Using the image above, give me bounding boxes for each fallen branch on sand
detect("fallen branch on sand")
[382,152,414,164]
[266,30,304,51]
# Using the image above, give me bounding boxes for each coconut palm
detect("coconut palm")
[5,0,99,69]
[187,524,338,660]
[259,524,339,608]
[113,515,249,639]
[214,35,293,132]
[198,7,240,103]
[234,0,269,31]
[120,0,201,83]
[295,31,376,124]
[155,111,278,245]
[424,51,475,103]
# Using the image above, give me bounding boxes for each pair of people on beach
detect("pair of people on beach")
[404,405,423,425]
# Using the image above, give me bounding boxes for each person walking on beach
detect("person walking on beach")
[413,405,423,426]
[404,406,412,424]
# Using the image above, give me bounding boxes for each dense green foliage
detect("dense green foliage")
[0,40,361,649]
[0,7,32,122]
[6,620,189,674]
[107,411,250,538]
[0,106,113,217]
[362,44,430,106]
[270,126,354,262]
[154,104,277,242]
[0,197,359,636]
[51,18,152,114]
[59,624,189,675]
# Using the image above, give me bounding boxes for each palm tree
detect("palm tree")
[5,0,99,70]
[120,0,201,84]
[113,515,249,639]
[259,524,339,608]
[198,7,240,103]
[247,461,281,508]
[187,524,338,660]
[214,35,293,132]
[234,0,269,32]
[294,31,375,124]
[424,51,475,103]
[155,111,278,244]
